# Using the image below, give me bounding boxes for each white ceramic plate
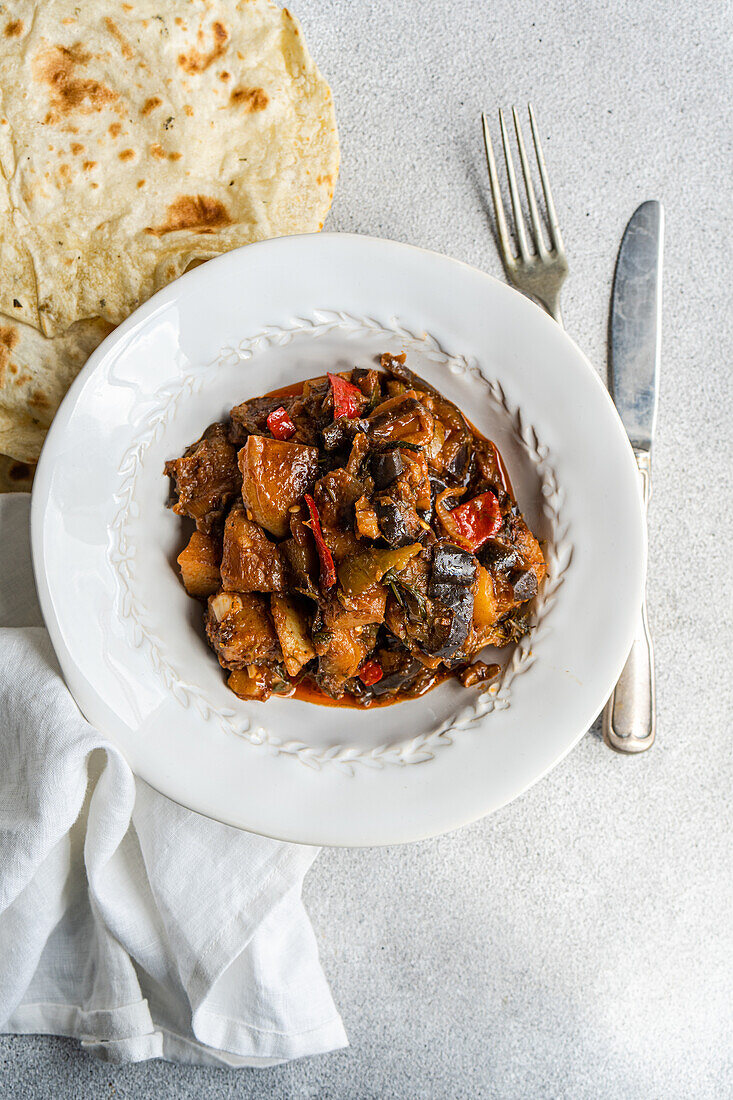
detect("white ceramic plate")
[31,234,645,846]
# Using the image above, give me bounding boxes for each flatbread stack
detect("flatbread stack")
[0,0,339,467]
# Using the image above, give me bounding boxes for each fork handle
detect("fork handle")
[602,452,655,753]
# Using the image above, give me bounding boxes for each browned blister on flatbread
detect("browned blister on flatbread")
[0,452,35,493]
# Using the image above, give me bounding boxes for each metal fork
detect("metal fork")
[482,105,568,325]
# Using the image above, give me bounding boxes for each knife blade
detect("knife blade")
[602,200,663,754]
[609,200,663,452]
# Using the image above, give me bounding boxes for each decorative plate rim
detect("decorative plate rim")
[107,309,572,774]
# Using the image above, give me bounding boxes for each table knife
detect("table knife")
[602,200,663,753]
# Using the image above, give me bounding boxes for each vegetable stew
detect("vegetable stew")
[165,354,546,705]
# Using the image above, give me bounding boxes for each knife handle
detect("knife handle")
[602,452,656,753]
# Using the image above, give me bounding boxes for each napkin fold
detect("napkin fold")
[0,494,347,1066]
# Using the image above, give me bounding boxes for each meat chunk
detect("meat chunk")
[389,450,432,511]
[232,377,332,447]
[337,584,387,627]
[279,505,320,597]
[457,661,500,687]
[312,468,364,530]
[311,594,374,698]
[239,436,319,538]
[506,511,546,585]
[220,507,286,593]
[288,376,333,445]
[230,393,298,438]
[176,531,221,598]
[206,591,282,669]
[165,423,240,533]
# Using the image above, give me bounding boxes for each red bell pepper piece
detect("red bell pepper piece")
[448,491,502,551]
[328,372,363,420]
[303,493,337,589]
[358,659,383,686]
[266,406,296,440]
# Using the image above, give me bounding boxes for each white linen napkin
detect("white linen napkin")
[0,493,347,1066]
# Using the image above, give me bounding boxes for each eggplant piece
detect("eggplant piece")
[344,675,376,704]
[371,657,423,696]
[426,588,475,659]
[368,394,433,447]
[370,449,404,489]
[418,475,449,525]
[363,641,423,697]
[443,441,472,486]
[380,352,441,397]
[424,543,477,659]
[478,539,521,574]
[321,418,369,452]
[430,544,477,588]
[375,496,424,547]
[507,567,538,602]
[281,537,319,600]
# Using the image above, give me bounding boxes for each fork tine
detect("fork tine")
[499,108,530,262]
[512,106,547,258]
[481,113,514,270]
[527,103,565,254]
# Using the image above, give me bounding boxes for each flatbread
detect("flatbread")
[0,451,35,493]
[0,313,114,461]
[0,0,339,336]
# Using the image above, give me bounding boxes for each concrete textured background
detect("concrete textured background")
[2,0,732,1096]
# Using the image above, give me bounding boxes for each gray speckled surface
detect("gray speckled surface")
[3,0,732,1096]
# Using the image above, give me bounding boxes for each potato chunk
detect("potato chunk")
[227,667,295,702]
[473,565,505,628]
[206,591,282,669]
[176,531,221,597]
[221,507,286,593]
[238,436,319,538]
[354,495,381,540]
[270,595,316,677]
